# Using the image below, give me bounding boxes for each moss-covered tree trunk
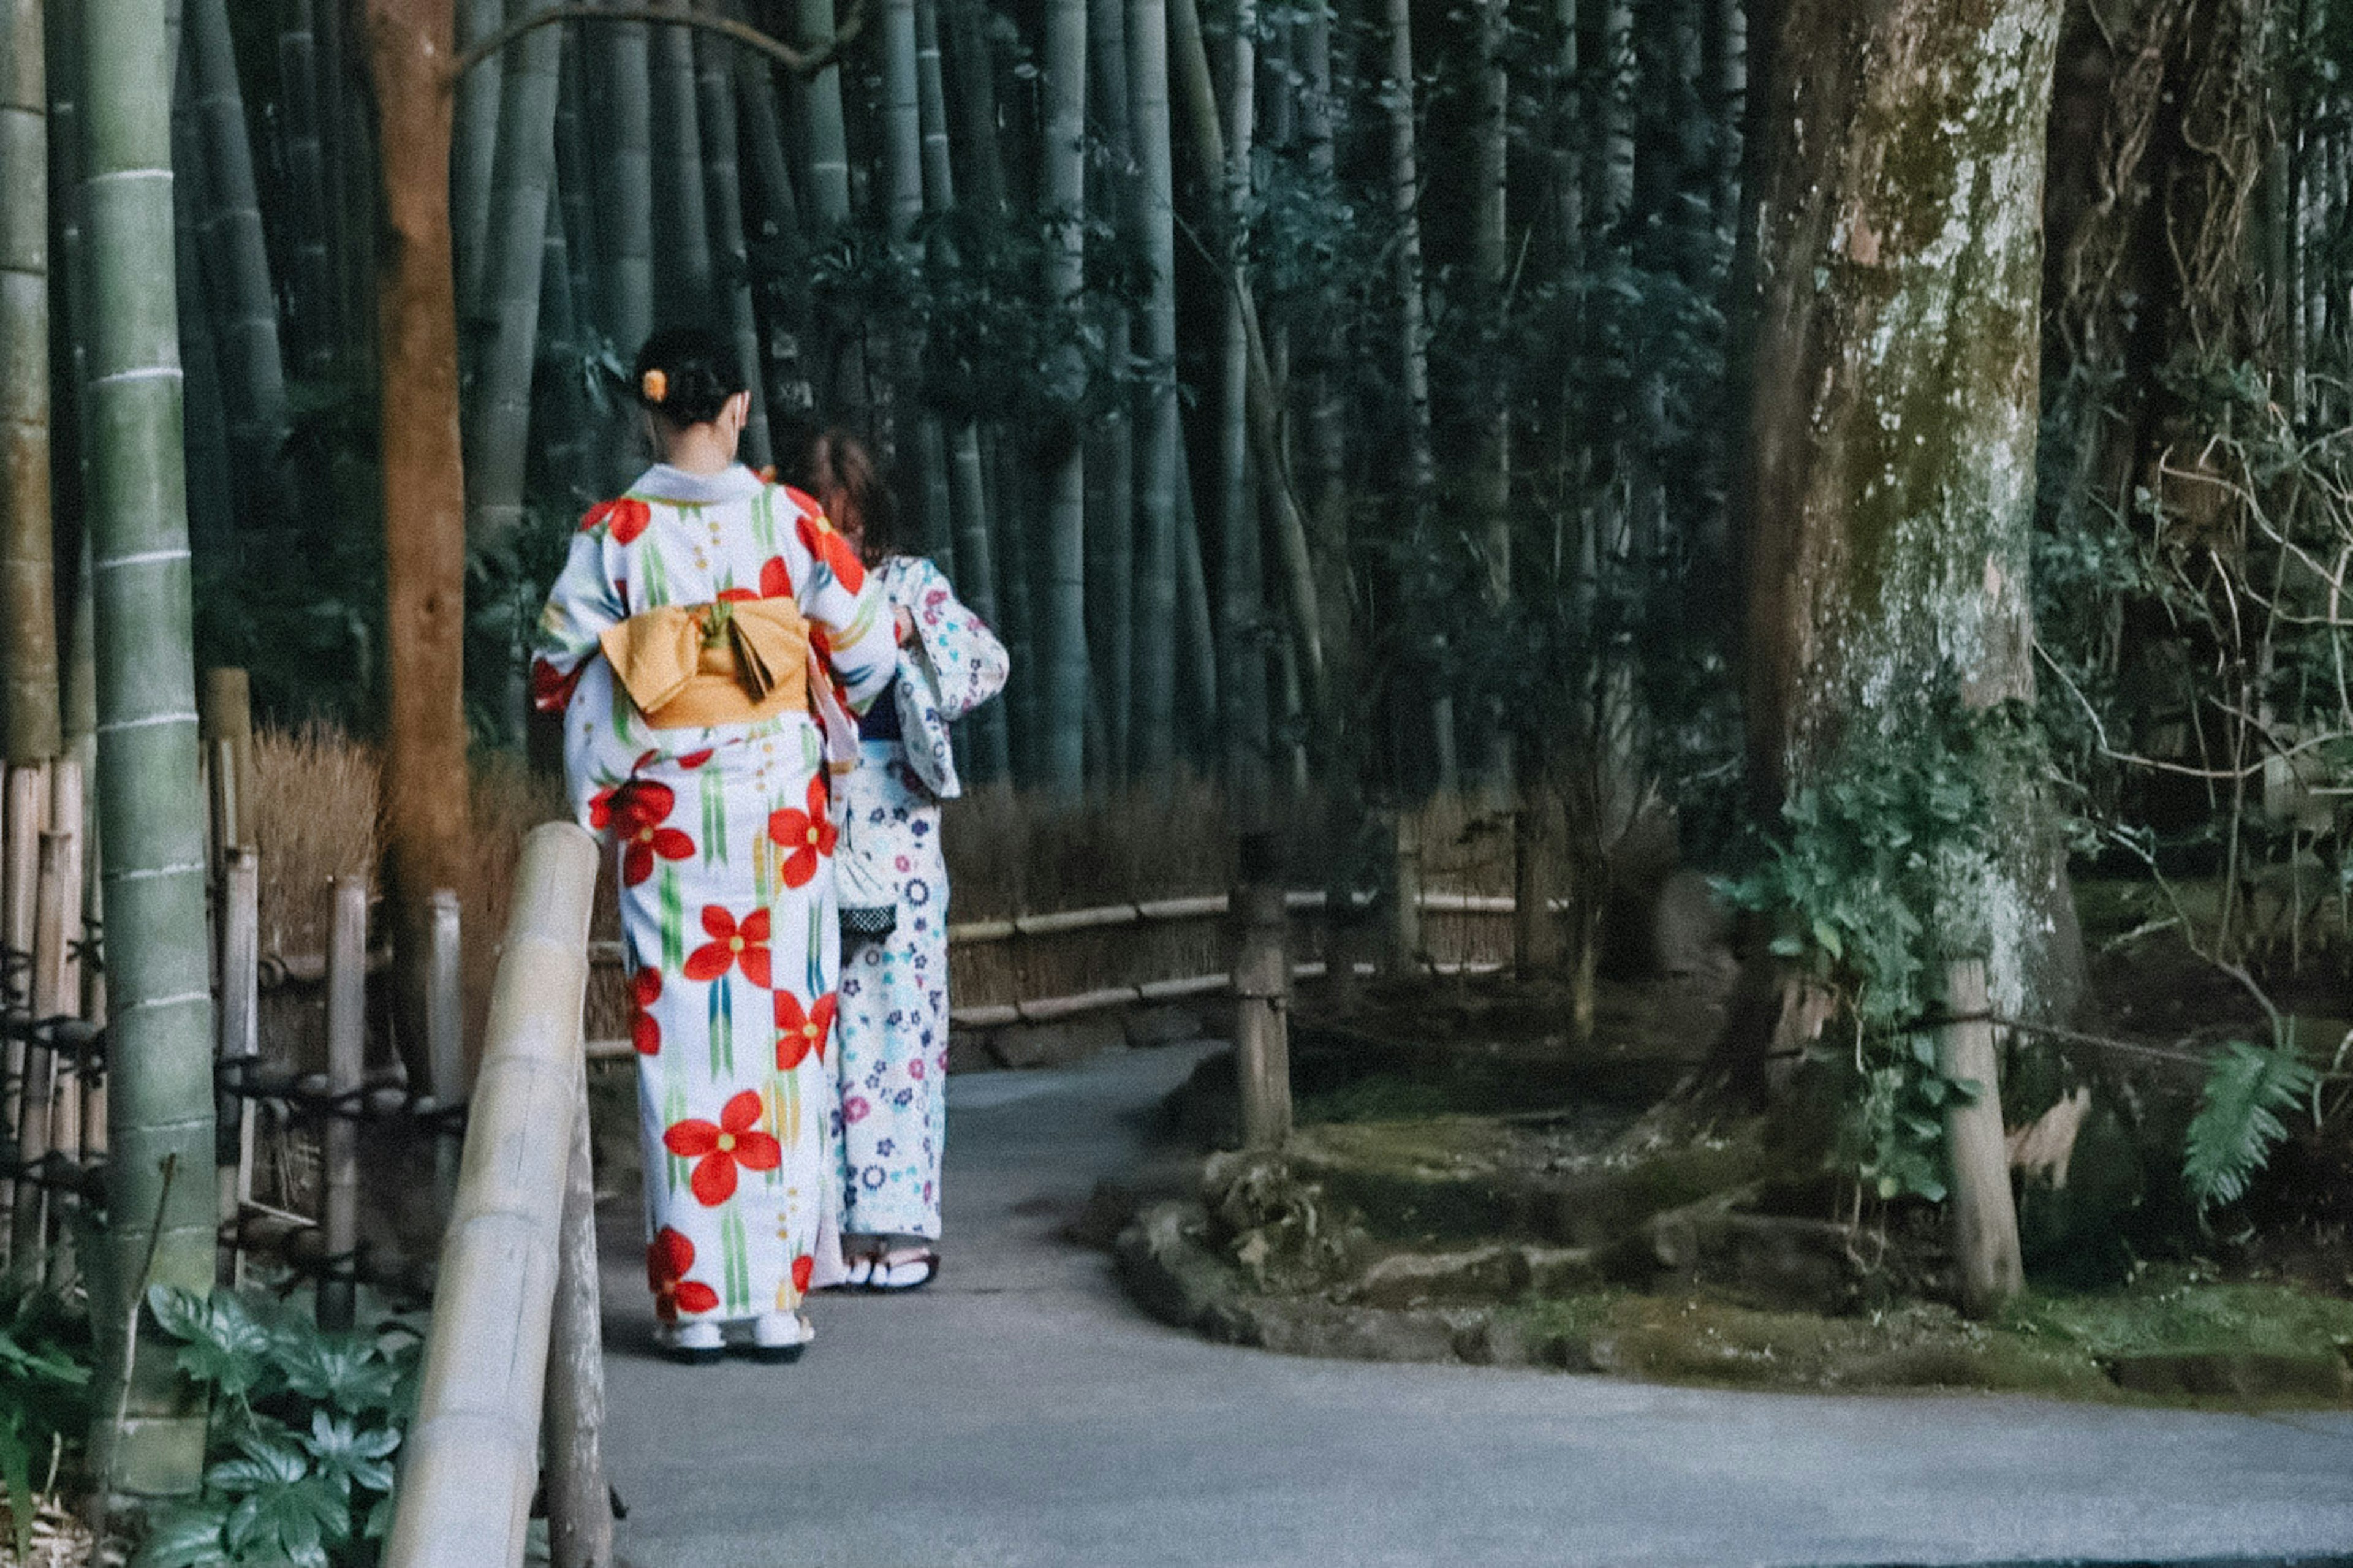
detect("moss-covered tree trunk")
[1738,0,2084,1039]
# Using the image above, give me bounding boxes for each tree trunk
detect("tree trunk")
[80,0,215,1499]
[1738,0,2082,1031]
[0,0,61,765]
[170,31,234,555]
[370,0,474,1094]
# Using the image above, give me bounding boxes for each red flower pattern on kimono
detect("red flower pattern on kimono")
[582,496,651,545]
[795,507,867,593]
[631,968,662,1056]
[662,1091,783,1206]
[648,1227,719,1320]
[676,749,714,770]
[773,990,838,1069]
[609,781,695,887]
[767,776,836,890]
[759,556,792,599]
[792,1254,814,1295]
[529,656,582,714]
[684,905,772,988]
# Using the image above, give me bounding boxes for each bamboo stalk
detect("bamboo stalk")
[217,846,258,1287]
[428,888,464,1222]
[0,0,61,767]
[543,1063,612,1568]
[82,0,218,1488]
[1939,958,2023,1318]
[319,874,367,1331]
[42,761,80,1290]
[1231,834,1292,1149]
[384,823,598,1568]
[11,827,67,1279]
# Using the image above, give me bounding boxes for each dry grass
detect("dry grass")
[249,723,378,960]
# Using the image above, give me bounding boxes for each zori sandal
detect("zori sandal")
[745,1311,815,1364]
[657,1320,724,1365]
[865,1249,939,1292]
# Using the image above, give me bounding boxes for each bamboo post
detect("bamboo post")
[427,888,464,1224]
[319,874,368,1330]
[1230,831,1292,1149]
[1938,957,2023,1318]
[1385,807,1422,974]
[43,763,81,1290]
[543,1060,612,1568]
[217,847,260,1286]
[198,668,254,854]
[384,822,597,1568]
[11,829,68,1278]
[0,762,47,1255]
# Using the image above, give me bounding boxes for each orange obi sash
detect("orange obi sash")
[599,597,814,730]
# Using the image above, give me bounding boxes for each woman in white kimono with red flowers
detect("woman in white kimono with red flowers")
[534,331,894,1361]
[797,431,1008,1290]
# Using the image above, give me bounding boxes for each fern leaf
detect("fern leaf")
[2183,1039,2317,1213]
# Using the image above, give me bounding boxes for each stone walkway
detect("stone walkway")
[595,1042,2353,1568]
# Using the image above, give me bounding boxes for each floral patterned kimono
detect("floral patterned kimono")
[835,555,1009,1240]
[533,463,893,1327]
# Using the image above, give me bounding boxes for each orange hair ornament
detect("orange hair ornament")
[642,368,669,405]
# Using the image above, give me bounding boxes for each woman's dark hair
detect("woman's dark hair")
[631,326,747,428]
[790,426,899,566]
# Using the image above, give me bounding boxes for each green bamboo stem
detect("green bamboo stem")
[453,0,505,325]
[652,0,714,323]
[186,0,287,504]
[798,0,853,225]
[1,0,61,765]
[1127,0,1178,779]
[1216,0,1268,809]
[80,0,216,1498]
[276,0,333,377]
[589,2,652,482]
[695,30,771,466]
[170,37,232,555]
[914,0,953,211]
[553,32,599,344]
[945,0,1008,216]
[464,0,565,551]
[1086,0,1133,776]
[1040,0,1088,795]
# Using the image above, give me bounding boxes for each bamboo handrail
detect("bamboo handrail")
[385,824,600,1568]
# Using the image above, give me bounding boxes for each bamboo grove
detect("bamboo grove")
[28,0,1752,818]
[10,0,2353,1499]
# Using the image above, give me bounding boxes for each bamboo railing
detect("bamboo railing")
[385,821,607,1568]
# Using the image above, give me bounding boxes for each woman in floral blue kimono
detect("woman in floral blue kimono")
[534,333,895,1361]
[797,431,1008,1289]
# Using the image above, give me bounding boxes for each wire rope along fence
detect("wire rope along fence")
[386,820,606,1568]
[577,886,1520,1051]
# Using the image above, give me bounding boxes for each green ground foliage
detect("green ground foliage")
[135,1286,419,1568]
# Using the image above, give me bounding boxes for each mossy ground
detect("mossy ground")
[1501,1271,2353,1405]
[1205,972,2353,1408]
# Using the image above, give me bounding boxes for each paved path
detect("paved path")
[596,1043,2353,1568]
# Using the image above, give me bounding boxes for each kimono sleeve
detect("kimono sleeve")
[531,526,626,716]
[784,491,895,714]
[899,556,1009,721]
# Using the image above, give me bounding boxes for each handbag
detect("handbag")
[835,796,898,944]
